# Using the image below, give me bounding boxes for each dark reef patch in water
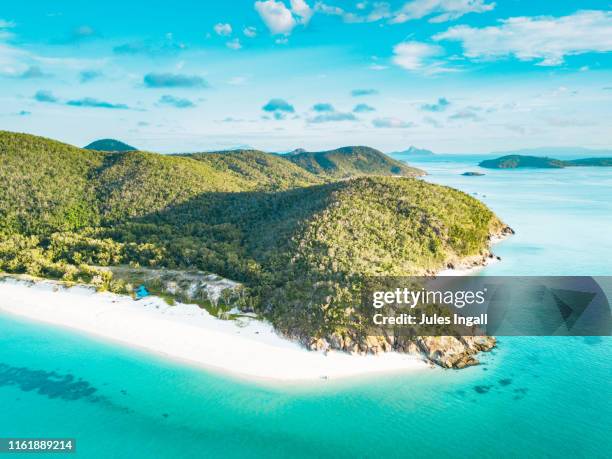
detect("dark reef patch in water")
[473,385,493,394]
[513,388,529,400]
[0,362,102,402]
[499,378,512,386]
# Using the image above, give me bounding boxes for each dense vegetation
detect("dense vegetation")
[284,146,424,178]
[84,138,136,152]
[181,149,324,190]
[1,131,504,345]
[567,157,612,167]
[480,154,612,169]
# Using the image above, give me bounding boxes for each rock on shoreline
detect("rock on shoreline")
[293,225,513,369]
[301,333,496,369]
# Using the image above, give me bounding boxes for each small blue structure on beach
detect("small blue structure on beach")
[135,285,150,300]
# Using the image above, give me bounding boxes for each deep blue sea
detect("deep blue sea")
[1,155,611,458]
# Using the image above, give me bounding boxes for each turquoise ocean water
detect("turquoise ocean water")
[1,156,611,458]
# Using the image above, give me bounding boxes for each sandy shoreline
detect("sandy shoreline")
[0,277,429,383]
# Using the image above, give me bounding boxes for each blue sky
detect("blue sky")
[1,0,611,153]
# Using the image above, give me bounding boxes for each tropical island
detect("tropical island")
[479,154,612,169]
[389,146,435,157]
[0,131,512,373]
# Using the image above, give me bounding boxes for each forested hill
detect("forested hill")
[0,131,507,364]
[284,146,425,178]
[180,149,324,190]
[479,154,612,169]
[84,138,136,152]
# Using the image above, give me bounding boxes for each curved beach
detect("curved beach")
[0,277,428,382]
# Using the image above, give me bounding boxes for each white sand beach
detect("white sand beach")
[0,277,429,382]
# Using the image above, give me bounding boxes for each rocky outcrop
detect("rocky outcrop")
[299,332,495,369]
[290,225,512,369]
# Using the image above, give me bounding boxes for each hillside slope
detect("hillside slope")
[181,149,324,190]
[0,131,104,234]
[285,146,424,178]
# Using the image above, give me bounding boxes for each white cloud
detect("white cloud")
[392,41,454,74]
[434,10,612,66]
[255,0,297,35]
[0,19,15,40]
[313,2,345,17]
[0,43,26,76]
[243,26,257,37]
[226,38,242,50]
[391,0,495,24]
[0,22,29,76]
[214,23,232,36]
[369,63,388,70]
[315,0,493,24]
[291,0,313,24]
[313,2,387,23]
[255,0,313,35]
[372,117,414,128]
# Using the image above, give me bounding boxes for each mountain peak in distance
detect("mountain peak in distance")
[84,138,137,152]
[390,146,434,156]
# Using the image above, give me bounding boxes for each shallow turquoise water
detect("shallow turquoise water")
[1,156,611,458]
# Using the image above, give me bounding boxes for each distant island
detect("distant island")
[489,146,612,158]
[480,155,612,169]
[84,138,137,152]
[462,172,485,176]
[0,131,512,368]
[390,146,435,156]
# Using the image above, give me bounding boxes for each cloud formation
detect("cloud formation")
[33,90,58,103]
[372,117,413,128]
[448,109,481,121]
[263,98,295,112]
[262,98,295,118]
[353,103,375,113]
[33,90,129,109]
[392,41,446,72]
[17,65,51,79]
[113,39,185,56]
[143,73,208,88]
[391,0,495,24]
[158,94,195,108]
[80,70,102,83]
[66,97,129,109]
[254,0,313,35]
[214,23,232,36]
[434,10,612,66]
[291,0,313,24]
[312,102,334,112]
[243,26,257,37]
[308,111,356,123]
[315,0,494,24]
[351,88,378,96]
[64,25,97,43]
[226,38,242,50]
[421,97,450,112]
